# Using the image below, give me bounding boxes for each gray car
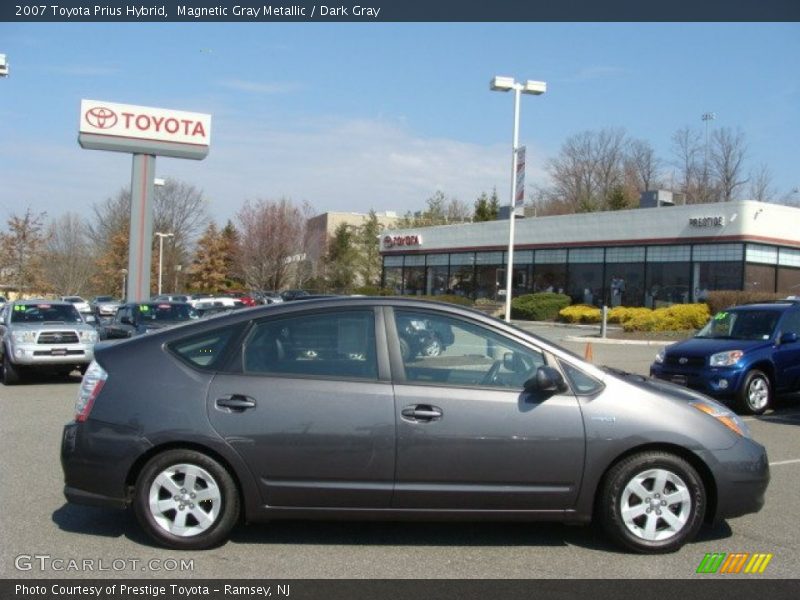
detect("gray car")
[60,297,768,553]
[1,299,99,384]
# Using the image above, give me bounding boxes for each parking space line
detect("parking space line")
[769,459,800,467]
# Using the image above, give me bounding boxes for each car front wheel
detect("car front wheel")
[133,449,240,550]
[599,451,705,553]
[2,352,22,385]
[736,369,771,415]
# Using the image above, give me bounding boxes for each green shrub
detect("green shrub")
[559,304,601,324]
[622,303,710,332]
[511,293,571,321]
[352,285,393,296]
[705,290,784,315]
[413,294,474,307]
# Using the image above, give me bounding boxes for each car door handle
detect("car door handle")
[401,405,443,422]
[216,395,256,411]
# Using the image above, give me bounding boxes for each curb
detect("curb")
[564,335,675,346]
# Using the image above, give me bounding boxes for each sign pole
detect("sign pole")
[127,153,156,301]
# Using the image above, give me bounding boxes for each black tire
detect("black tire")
[599,451,706,554]
[735,369,771,415]
[133,449,240,550]
[2,352,21,385]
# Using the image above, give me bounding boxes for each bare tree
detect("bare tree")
[88,179,209,294]
[626,138,662,192]
[711,127,749,202]
[671,127,706,204]
[748,164,776,202]
[236,198,312,290]
[0,209,48,296]
[41,213,94,295]
[545,128,630,212]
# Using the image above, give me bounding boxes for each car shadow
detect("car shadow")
[51,504,150,545]
[53,506,734,553]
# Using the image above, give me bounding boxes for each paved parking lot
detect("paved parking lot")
[1,323,798,579]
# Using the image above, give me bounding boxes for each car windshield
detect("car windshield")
[11,303,81,323]
[138,304,199,322]
[63,297,84,303]
[696,309,781,341]
[95,296,114,302]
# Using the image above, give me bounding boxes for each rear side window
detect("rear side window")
[169,325,242,370]
[244,310,377,380]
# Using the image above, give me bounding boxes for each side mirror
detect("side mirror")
[779,332,798,345]
[524,366,568,395]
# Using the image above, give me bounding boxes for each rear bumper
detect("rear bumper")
[61,420,150,510]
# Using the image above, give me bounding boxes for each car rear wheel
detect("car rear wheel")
[133,449,240,550]
[2,352,22,385]
[736,370,771,415]
[599,451,705,553]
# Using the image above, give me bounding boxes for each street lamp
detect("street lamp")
[120,269,128,300]
[490,76,547,322]
[154,232,174,295]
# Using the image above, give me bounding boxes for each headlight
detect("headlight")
[79,330,99,343]
[11,331,36,344]
[691,401,750,437]
[709,350,743,367]
[654,349,665,364]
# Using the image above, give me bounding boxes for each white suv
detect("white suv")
[0,300,98,384]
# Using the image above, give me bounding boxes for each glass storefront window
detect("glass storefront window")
[693,262,743,300]
[533,264,567,294]
[605,263,645,307]
[426,265,449,295]
[383,267,402,295]
[645,262,692,308]
[403,266,426,296]
[568,263,603,306]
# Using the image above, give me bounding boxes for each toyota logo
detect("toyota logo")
[679,357,688,365]
[53,334,63,342]
[85,106,118,129]
[383,235,394,248]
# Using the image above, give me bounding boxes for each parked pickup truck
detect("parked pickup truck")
[0,299,99,384]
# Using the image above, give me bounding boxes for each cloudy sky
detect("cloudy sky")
[0,22,798,225]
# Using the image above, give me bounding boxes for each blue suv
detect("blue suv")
[650,300,800,415]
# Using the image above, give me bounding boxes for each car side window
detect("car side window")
[781,310,800,335]
[169,325,243,370]
[559,360,604,396]
[244,310,378,381]
[394,310,545,389]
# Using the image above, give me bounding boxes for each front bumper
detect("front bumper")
[9,342,94,366]
[650,363,746,402]
[700,436,770,521]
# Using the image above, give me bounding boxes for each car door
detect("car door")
[206,307,396,509]
[774,309,800,391]
[388,307,585,511]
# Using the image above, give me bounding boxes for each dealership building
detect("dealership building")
[380,199,800,307]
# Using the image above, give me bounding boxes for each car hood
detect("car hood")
[604,367,713,405]
[665,336,771,357]
[11,322,94,332]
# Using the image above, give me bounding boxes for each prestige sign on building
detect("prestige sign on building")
[79,99,211,301]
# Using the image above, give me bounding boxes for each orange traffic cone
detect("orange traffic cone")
[584,342,593,362]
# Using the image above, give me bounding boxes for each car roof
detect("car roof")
[728,302,797,311]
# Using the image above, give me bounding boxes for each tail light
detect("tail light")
[75,360,108,422]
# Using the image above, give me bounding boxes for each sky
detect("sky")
[0,22,798,226]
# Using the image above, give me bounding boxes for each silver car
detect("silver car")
[1,299,99,384]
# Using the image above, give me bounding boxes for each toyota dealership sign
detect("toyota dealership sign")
[79,99,211,159]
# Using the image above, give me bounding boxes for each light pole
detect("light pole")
[702,112,715,200]
[491,76,546,322]
[120,269,128,300]
[154,232,174,295]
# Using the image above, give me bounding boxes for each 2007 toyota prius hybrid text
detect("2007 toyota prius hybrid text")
[61,297,769,553]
